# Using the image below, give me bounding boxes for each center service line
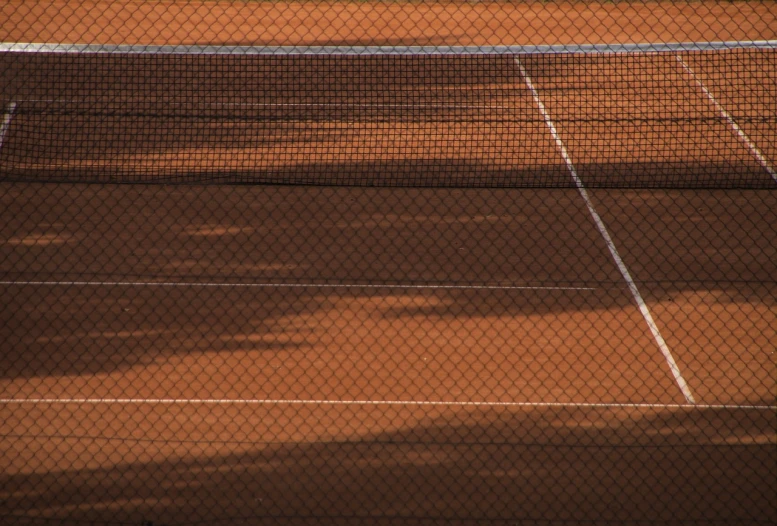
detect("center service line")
[514,57,696,404]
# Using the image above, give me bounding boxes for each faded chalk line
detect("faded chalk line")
[677,56,777,184]
[515,57,696,405]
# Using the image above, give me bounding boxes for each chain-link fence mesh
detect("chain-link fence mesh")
[1,1,775,525]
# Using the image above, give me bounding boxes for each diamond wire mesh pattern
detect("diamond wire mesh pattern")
[1,1,775,525]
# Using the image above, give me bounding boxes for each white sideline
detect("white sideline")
[0,101,17,151]
[0,280,596,291]
[0,398,773,410]
[514,58,697,405]
[677,56,777,184]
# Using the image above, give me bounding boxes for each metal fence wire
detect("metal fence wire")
[1,1,775,525]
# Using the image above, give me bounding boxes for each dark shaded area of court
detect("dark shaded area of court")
[3,403,775,526]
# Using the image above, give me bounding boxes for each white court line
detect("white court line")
[0,280,595,291]
[0,101,17,151]
[17,99,509,110]
[514,58,696,405]
[0,398,772,410]
[677,56,777,184]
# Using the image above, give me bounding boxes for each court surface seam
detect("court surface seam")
[514,57,697,405]
[676,55,777,183]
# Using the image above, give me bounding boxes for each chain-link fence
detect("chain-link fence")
[1,1,775,524]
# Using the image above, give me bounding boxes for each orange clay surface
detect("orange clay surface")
[1,2,775,524]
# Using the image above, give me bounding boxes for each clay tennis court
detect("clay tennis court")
[1,1,776,524]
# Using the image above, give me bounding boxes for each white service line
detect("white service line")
[514,58,696,405]
[0,397,772,410]
[0,280,595,291]
[0,101,17,151]
[17,99,509,110]
[677,56,777,184]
